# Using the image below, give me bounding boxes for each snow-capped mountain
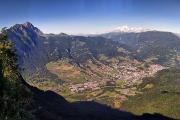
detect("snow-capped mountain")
[111,25,151,33]
[79,26,152,36]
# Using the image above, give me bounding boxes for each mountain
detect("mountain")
[110,26,151,33]
[101,31,180,66]
[4,22,132,82]
[5,22,47,70]
[3,22,60,83]
[8,22,180,71]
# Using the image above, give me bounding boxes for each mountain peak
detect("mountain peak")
[59,32,68,36]
[9,22,43,35]
[12,22,34,29]
[112,25,151,33]
[23,22,34,28]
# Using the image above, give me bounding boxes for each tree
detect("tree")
[0,33,34,120]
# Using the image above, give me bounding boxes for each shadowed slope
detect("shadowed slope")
[23,79,176,120]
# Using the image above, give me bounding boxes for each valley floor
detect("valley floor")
[28,57,177,117]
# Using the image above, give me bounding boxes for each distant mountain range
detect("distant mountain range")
[101,30,180,65]
[2,22,180,80]
[78,25,152,36]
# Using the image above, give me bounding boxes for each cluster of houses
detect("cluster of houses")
[69,61,164,93]
[69,81,100,93]
[111,63,164,87]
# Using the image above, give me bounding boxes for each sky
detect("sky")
[0,0,180,34]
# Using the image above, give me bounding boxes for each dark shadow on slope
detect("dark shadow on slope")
[21,77,176,120]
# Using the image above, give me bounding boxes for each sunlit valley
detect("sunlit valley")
[0,0,180,120]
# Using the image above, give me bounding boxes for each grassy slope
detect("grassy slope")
[121,68,180,119]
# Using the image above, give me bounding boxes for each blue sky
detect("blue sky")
[0,0,180,34]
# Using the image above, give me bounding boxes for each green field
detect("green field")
[46,60,86,84]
